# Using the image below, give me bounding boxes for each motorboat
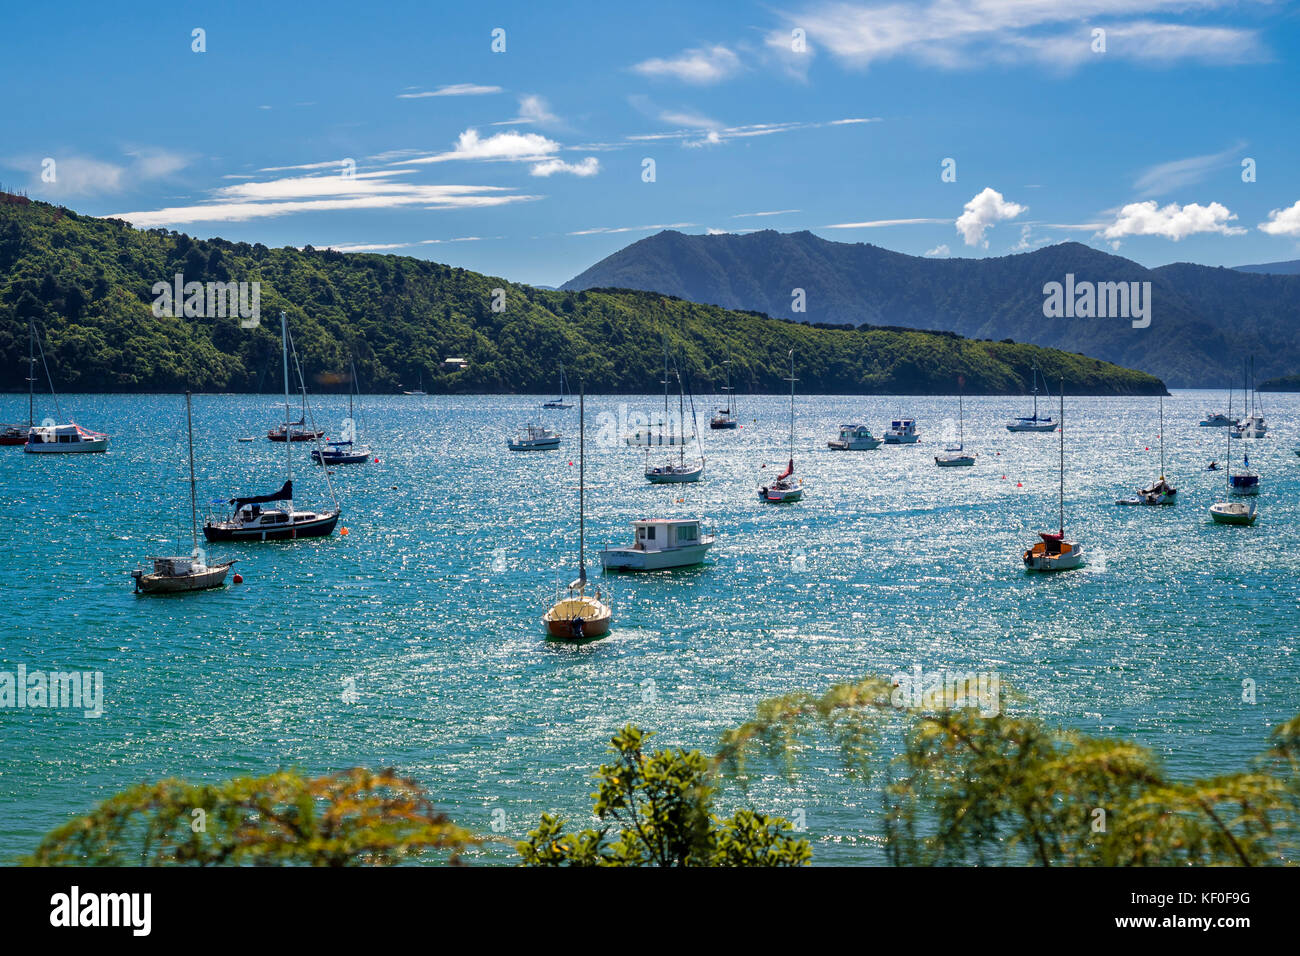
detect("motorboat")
[599,519,714,571]
[828,424,881,450]
[25,423,109,453]
[883,419,919,444]
[508,424,561,450]
[1209,500,1258,526]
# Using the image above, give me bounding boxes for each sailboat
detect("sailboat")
[1006,365,1057,432]
[1022,381,1084,572]
[403,370,427,396]
[22,320,110,453]
[645,361,705,483]
[132,392,236,593]
[0,322,36,446]
[935,381,976,467]
[267,379,325,442]
[1210,427,1259,525]
[204,312,341,542]
[542,365,574,409]
[542,386,613,640]
[312,357,372,465]
[709,358,739,429]
[1116,393,1176,505]
[758,350,804,503]
[624,342,693,446]
[1231,357,1267,438]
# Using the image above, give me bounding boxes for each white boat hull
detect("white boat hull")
[935,454,975,467]
[645,465,704,483]
[508,439,560,450]
[883,434,919,444]
[24,438,109,453]
[599,540,713,571]
[760,484,803,503]
[1210,501,1257,525]
[829,438,882,450]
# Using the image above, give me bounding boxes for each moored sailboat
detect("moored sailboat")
[1006,365,1057,432]
[1023,382,1084,572]
[645,362,705,483]
[935,383,976,467]
[1116,393,1176,505]
[1210,427,1259,525]
[312,357,372,465]
[709,358,739,429]
[758,350,804,503]
[132,392,236,593]
[543,386,612,640]
[542,365,574,409]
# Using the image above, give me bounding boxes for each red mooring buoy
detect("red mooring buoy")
[232,573,244,584]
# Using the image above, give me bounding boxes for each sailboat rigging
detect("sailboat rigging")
[1022,380,1084,571]
[935,378,976,467]
[312,356,372,465]
[645,358,705,483]
[758,349,804,503]
[0,322,37,446]
[710,357,738,429]
[1117,393,1176,505]
[1210,425,1259,525]
[542,365,574,409]
[1006,364,1057,432]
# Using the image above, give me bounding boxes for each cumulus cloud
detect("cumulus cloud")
[632,45,742,84]
[403,129,560,165]
[955,188,1026,246]
[925,244,951,257]
[1258,200,1300,237]
[1098,200,1246,240]
[530,156,599,177]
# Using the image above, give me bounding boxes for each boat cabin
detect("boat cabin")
[889,419,916,434]
[27,423,98,445]
[150,556,196,576]
[235,503,293,526]
[632,519,701,552]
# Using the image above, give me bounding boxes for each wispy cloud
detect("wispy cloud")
[402,129,560,165]
[397,83,503,99]
[569,222,696,236]
[629,116,878,148]
[491,94,562,127]
[924,244,951,257]
[1098,200,1246,240]
[825,217,949,229]
[769,1,1268,71]
[1134,143,1246,196]
[320,237,484,253]
[732,209,801,218]
[530,157,600,177]
[632,45,742,84]
[4,148,191,198]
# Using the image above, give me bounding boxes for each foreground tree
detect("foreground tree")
[518,725,811,866]
[25,768,480,866]
[718,677,1300,866]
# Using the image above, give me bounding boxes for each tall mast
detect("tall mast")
[1059,379,1065,536]
[958,391,964,446]
[578,385,586,585]
[1032,365,1038,420]
[281,312,293,509]
[1158,392,1164,479]
[788,349,796,462]
[677,365,685,465]
[27,321,35,428]
[186,391,198,556]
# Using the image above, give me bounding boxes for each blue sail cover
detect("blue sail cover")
[230,480,292,509]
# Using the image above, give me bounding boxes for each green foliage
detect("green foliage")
[0,199,1164,395]
[720,679,1300,866]
[23,768,481,866]
[518,725,811,866]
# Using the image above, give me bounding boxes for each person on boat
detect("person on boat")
[1207,461,1219,470]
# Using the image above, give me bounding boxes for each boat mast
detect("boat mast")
[186,391,198,556]
[1032,364,1038,421]
[281,311,293,512]
[677,363,685,466]
[788,349,796,463]
[1158,392,1164,480]
[661,339,669,446]
[1058,379,1065,536]
[27,321,35,428]
[578,385,586,586]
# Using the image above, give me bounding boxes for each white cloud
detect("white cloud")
[321,237,483,253]
[1258,200,1300,237]
[1133,143,1246,197]
[5,149,190,198]
[403,129,561,165]
[827,217,949,229]
[493,94,563,127]
[530,156,600,177]
[1098,200,1246,240]
[732,209,801,218]
[771,1,1267,71]
[632,45,742,84]
[398,84,502,99]
[630,116,878,149]
[925,244,951,257]
[569,222,696,236]
[954,188,1026,246]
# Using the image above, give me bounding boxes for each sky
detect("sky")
[2,0,1299,286]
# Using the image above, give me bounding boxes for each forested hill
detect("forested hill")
[0,196,1163,396]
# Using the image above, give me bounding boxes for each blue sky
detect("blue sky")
[3,0,1299,285]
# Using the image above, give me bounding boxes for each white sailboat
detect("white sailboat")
[22,320,110,454]
[935,384,976,467]
[543,386,612,640]
[709,358,739,429]
[132,392,236,593]
[542,365,574,409]
[1006,365,1057,432]
[1210,427,1259,526]
[1231,357,1267,438]
[1116,393,1176,505]
[645,362,705,483]
[1022,382,1084,572]
[758,350,804,503]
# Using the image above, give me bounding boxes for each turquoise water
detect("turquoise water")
[1,390,1297,864]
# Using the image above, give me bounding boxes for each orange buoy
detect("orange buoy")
[340,527,350,536]
[1016,482,1022,487]
[232,573,243,584]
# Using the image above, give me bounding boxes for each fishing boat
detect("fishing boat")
[645,363,705,483]
[1116,394,1176,505]
[1022,382,1084,572]
[542,387,612,640]
[312,358,372,465]
[883,419,920,444]
[1006,365,1057,432]
[709,358,739,429]
[625,342,694,446]
[542,365,574,409]
[1,325,35,446]
[21,321,110,454]
[204,312,341,542]
[1210,427,1258,525]
[132,392,236,593]
[935,385,975,467]
[599,519,714,571]
[508,424,561,451]
[758,350,804,504]
[828,424,881,450]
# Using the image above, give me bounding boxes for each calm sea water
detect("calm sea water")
[1,389,1297,864]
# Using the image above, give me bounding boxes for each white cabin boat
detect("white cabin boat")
[883,419,919,444]
[828,424,881,450]
[599,519,714,571]
[508,424,561,451]
[24,423,109,453]
[1199,412,1233,427]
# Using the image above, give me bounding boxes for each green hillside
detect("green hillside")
[0,197,1164,396]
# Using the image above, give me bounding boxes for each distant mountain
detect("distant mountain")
[1234,259,1300,275]
[0,197,1163,396]
[562,230,1300,387]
